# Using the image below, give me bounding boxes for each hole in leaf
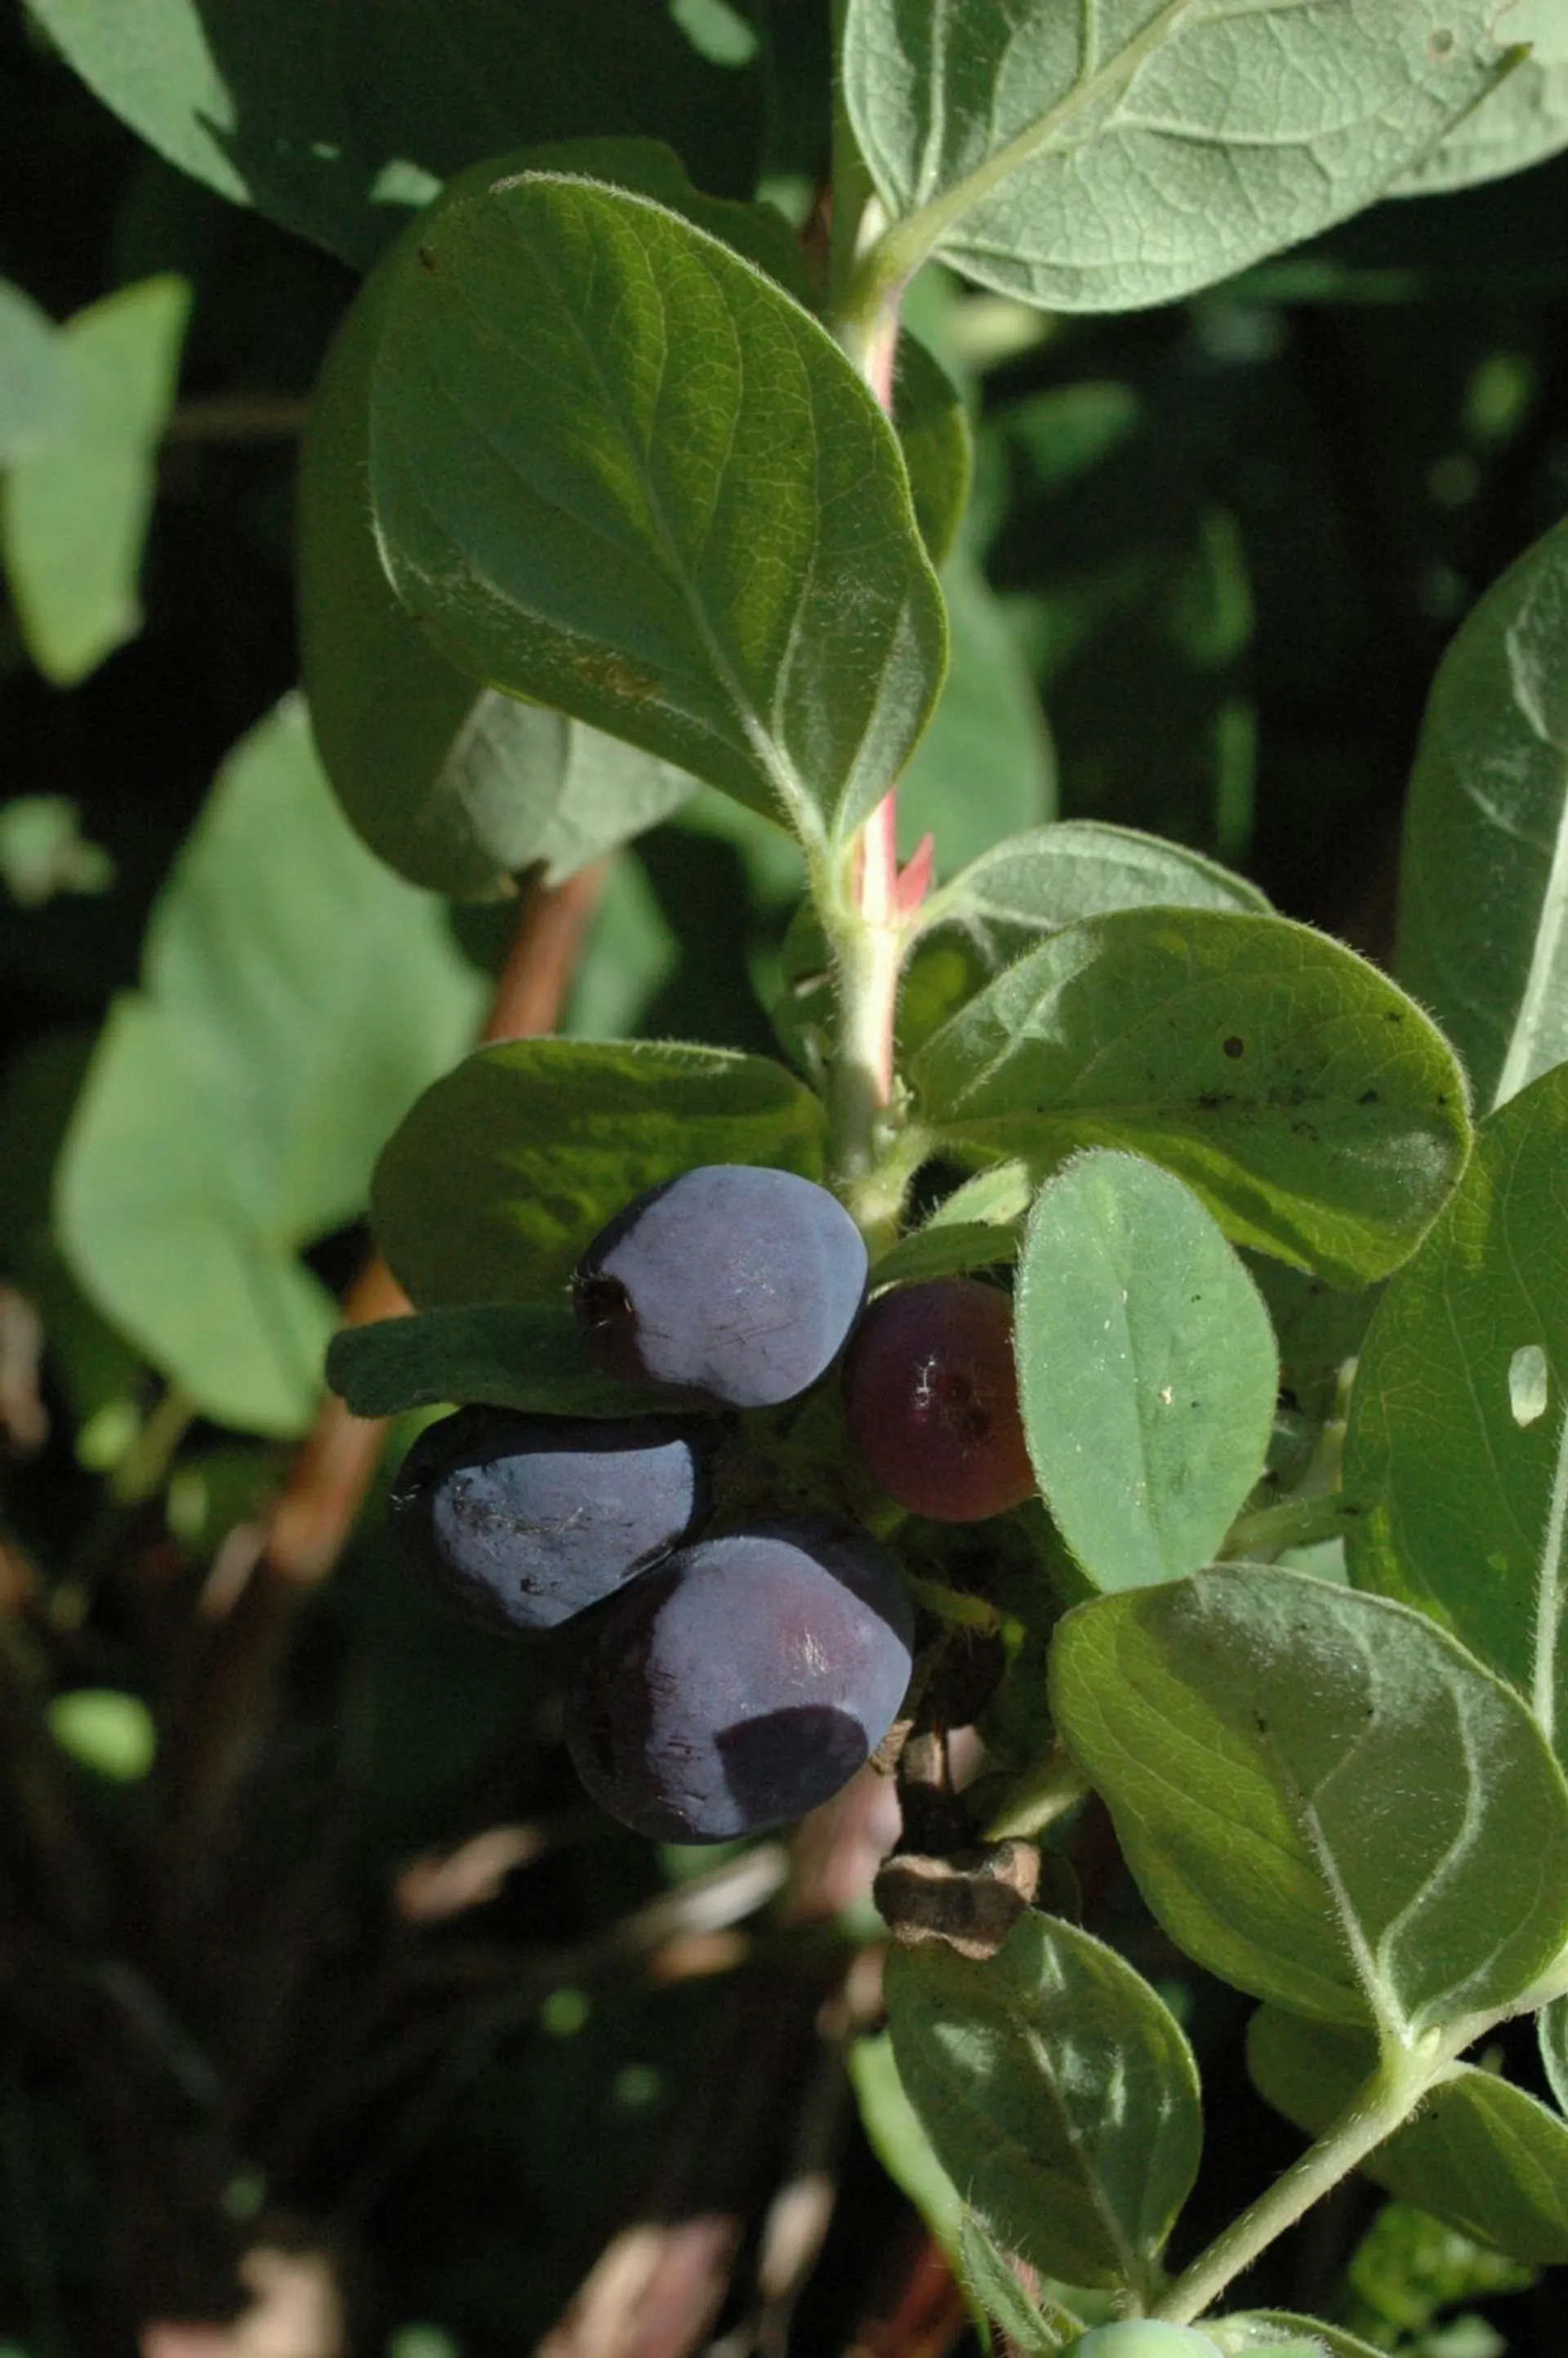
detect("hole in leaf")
[1508,1344,1549,1428]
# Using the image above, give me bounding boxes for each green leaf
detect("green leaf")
[1343,1063,1568,1754]
[1014,1150,1277,1590]
[301,235,698,899]
[57,698,484,1435]
[872,1163,1034,1285]
[842,0,1514,313]
[1392,1,1568,193]
[1396,513,1568,1113]
[955,2212,1077,2356]
[1224,2316,1386,2358]
[894,332,974,570]
[1050,1568,1568,2032]
[27,0,760,265]
[847,2032,964,2264]
[47,1689,156,1782]
[916,822,1271,949]
[884,1910,1202,2291]
[326,1301,666,1420]
[898,557,1055,873]
[368,175,947,852]
[372,1038,826,1308]
[300,140,809,898]
[1249,2007,1568,2263]
[0,279,67,466]
[1540,1994,1568,2115]
[1348,2199,1537,2338]
[914,908,1472,1287]
[2,275,189,685]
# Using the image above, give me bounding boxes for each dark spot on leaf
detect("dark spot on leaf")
[1223,1036,1245,1059]
[1384,1009,1404,1025]
[1358,1088,1379,1105]
[1428,25,1455,59]
[1292,1120,1319,1142]
[417,245,439,274]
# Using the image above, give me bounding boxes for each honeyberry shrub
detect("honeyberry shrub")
[3,0,1568,2347]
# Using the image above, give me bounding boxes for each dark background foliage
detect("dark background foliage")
[2,2,1567,2351]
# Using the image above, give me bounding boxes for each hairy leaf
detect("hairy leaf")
[1345,1062,1568,1758]
[1051,1568,1568,2031]
[1392,0,1568,193]
[843,0,1512,313]
[1397,513,1568,1112]
[1250,2006,1568,2263]
[1015,1150,1277,1589]
[914,907,1471,1286]
[368,175,947,852]
[372,1038,826,1307]
[885,1910,1201,2289]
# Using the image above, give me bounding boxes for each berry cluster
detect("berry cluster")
[391,1165,1036,1842]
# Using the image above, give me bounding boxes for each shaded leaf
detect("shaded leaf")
[1050,1567,1568,2031]
[368,175,946,852]
[1539,1994,1568,2115]
[1396,512,1568,1112]
[898,556,1055,873]
[843,0,1512,313]
[914,908,1471,1287]
[372,1038,826,1308]
[0,279,67,465]
[28,0,760,265]
[1250,2007,1568,2263]
[326,1301,666,1420]
[884,1910,1201,2290]
[1014,1150,1277,1590]
[1344,1063,1568,1754]
[57,698,483,1435]
[894,331,973,569]
[2,276,189,685]
[872,1164,1034,1286]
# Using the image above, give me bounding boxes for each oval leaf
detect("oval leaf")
[1050,1567,1568,2032]
[844,0,1512,313]
[1396,512,1568,1113]
[1250,2005,1568,2264]
[1015,1150,1277,1590]
[1344,1062,1568,1754]
[368,174,947,852]
[326,1302,667,1421]
[885,1910,1201,2292]
[914,907,1471,1286]
[28,0,760,265]
[372,1037,826,1308]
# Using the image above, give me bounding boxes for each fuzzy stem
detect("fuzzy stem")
[1152,2040,1446,2326]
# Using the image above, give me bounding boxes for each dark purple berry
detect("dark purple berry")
[389,1406,711,1636]
[572,1165,867,1409]
[564,1516,914,1841]
[843,1278,1035,1522]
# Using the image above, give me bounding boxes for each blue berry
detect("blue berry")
[573,1165,867,1409]
[390,1406,711,1635]
[564,1516,914,1839]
